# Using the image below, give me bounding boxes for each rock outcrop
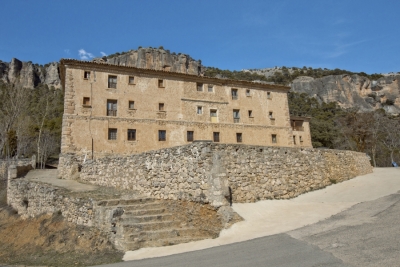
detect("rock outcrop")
[291,74,400,114]
[100,47,203,75]
[0,58,61,89]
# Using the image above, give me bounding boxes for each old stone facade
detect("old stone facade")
[59,59,312,161]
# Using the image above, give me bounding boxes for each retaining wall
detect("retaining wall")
[7,180,96,226]
[71,142,373,207]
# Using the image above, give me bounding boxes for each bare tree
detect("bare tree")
[381,117,400,164]
[366,111,386,167]
[0,84,29,159]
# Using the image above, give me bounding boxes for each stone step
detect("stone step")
[126,228,205,241]
[123,236,211,251]
[123,208,166,216]
[97,197,158,207]
[121,220,184,232]
[120,214,173,223]
[104,202,165,211]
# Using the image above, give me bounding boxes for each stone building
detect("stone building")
[59,59,311,158]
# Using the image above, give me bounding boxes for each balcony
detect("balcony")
[233,118,240,123]
[292,126,304,131]
[107,110,117,116]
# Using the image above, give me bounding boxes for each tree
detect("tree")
[381,117,400,164]
[0,83,29,159]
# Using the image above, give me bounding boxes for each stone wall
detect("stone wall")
[1,157,36,202]
[7,180,95,226]
[78,142,373,206]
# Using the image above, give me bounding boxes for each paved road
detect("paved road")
[94,233,350,267]
[92,169,400,267]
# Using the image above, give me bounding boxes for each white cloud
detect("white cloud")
[78,49,94,60]
[100,51,107,57]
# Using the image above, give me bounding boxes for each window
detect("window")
[272,134,277,144]
[108,75,117,89]
[299,136,303,143]
[233,109,240,123]
[129,76,135,84]
[129,101,135,110]
[158,79,164,88]
[84,71,90,79]
[197,82,203,91]
[293,135,296,145]
[197,106,203,114]
[246,89,251,96]
[208,85,214,92]
[159,103,165,111]
[267,92,272,99]
[236,133,242,143]
[248,110,253,117]
[210,109,218,123]
[187,131,194,142]
[83,97,91,106]
[158,130,166,141]
[231,89,238,100]
[108,128,117,140]
[107,100,117,116]
[213,132,220,142]
[127,129,136,141]
[269,112,274,119]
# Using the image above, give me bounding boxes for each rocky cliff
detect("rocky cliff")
[291,74,400,114]
[98,47,203,75]
[0,58,60,89]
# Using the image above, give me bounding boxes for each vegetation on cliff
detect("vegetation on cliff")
[289,92,400,166]
[204,67,269,82]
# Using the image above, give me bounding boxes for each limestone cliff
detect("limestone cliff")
[291,74,400,114]
[99,47,203,75]
[0,58,61,89]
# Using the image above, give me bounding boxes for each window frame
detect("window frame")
[272,134,277,144]
[197,106,203,115]
[213,132,220,142]
[158,130,166,141]
[128,101,135,110]
[107,99,118,116]
[196,82,203,92]
[246,89,251,97]
[84,71,91,80]
[128,76,135,85]
[108,75,117,89]
[158,79,165,88]
[208,85,214,92]
[187,131,194,142]
[233,109,240,123]
[159,103,165,111]
[83,97,91,107]
[236,133,243,143]
[108,128,117,140]
[231,88,238,100]
[248,110,253,118]
[127,129,136,141]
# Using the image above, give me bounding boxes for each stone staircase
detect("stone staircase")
[96,197,217,251]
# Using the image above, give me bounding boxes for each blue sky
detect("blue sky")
[1,0,399,74]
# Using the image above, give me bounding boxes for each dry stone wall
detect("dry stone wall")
[7,180,95,226]
[77,142,372,206]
